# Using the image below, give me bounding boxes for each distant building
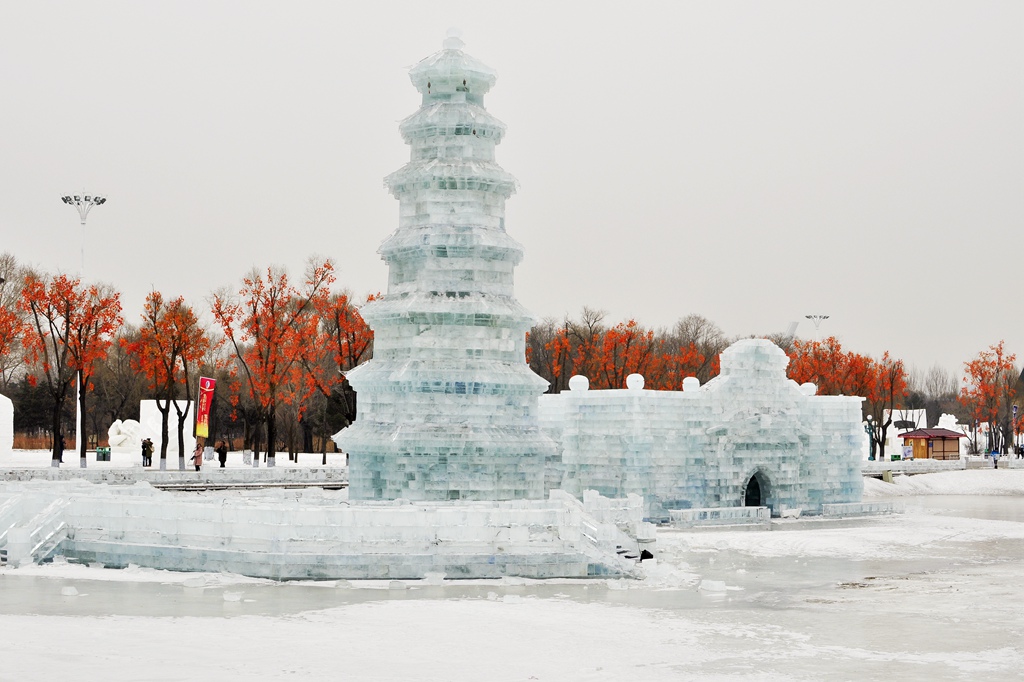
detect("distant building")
[899,428,965,460]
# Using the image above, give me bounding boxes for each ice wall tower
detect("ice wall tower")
[338,31,554,501]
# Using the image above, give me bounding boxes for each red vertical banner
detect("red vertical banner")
[195,376,215,439]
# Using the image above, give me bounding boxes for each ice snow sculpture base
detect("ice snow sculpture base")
[862,459,966,476]
[0,481,647,580]
[669,507,772,529]
[821,501,903,517]
[1,467,347,488]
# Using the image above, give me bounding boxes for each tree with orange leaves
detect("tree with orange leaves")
[19,273,122,466]
[0,294,28,389]
[863,352,908,460]
[788,336,906,458]
[0,252,30,390]
[959,341,1018,454]
[301,290,375,463]
[211,260,335,467]
[594,319,657,389]
[125,292,212,470]
[647,341,706,391]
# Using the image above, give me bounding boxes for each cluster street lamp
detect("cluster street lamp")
[61,194,106,275]
[805,314,829,342]
[61,192,106,468]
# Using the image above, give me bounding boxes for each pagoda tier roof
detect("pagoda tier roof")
[379,226,523,258]
[409,41,497,97]
[361,292,534,320]
[900,428,966,439]
[400,101,506,142]
[385,159,517,196]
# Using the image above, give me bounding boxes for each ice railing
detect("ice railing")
[0,493,23,550]
[669,507,771,528]
[1,497,68,565]
[821,501,903,517]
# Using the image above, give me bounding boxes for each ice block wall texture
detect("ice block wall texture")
[539,339,865,517]
[0,393,13,455]
[337,32,554,501]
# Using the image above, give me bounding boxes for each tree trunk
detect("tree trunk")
[252,421,262,468]
[159,400,170,471]
[51,399,63,467]
[174,399,192,471]
[877,420,890,460]
[78,371,88,468]
[320,399,328,466]
[177,409,187,471]
[266,407,277,468]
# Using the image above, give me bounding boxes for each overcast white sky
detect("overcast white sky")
[1,1,1020,377]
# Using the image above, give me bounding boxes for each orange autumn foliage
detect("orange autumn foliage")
[19,273,122,459]
[211,261,335,462]
[959,341,1018,453]
[125,291,211,462]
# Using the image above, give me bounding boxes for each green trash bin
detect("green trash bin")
[96,446,111,462]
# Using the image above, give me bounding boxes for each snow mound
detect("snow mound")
[863,470,1024,497]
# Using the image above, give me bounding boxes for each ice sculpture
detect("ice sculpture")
[0,393,12,455]
[337,30,555,501]
[106,419,143,451]
[0,480,645,579]
[539,339,865,518]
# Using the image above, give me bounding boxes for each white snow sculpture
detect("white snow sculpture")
[0,393,13,454]
[336,33,554,501]
[107,419,144,451]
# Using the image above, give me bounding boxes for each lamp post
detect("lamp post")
[805,314,829,342]
[61,194,106,275]
[1014,404,1019,458]
[61,193,106,468]
[865,414,875,460]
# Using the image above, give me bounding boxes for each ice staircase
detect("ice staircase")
[0,495,69,566]
[551,490,656,569]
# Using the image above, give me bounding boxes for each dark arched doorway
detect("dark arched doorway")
[744,474,762,507]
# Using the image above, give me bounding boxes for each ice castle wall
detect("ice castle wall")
[337,34,554,501]
[539,339,865,517]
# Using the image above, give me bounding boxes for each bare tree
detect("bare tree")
[668,314,729,384]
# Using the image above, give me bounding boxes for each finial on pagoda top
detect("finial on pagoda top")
[443,27,464,50]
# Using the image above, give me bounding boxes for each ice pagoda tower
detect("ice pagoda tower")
[338,31,554,501]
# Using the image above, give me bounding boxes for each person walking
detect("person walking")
[192,441,204,472]
[56,434,65,465]
[216,441,228,468]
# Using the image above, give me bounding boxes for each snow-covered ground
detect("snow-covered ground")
[1,462,1023,680]
[1,447,346,469]
[864,469,1024,497]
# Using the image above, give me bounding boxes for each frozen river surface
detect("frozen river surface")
[2,493,1022,681]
